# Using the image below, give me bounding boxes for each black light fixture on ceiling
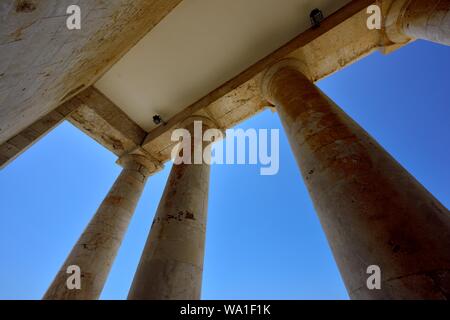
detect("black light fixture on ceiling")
[310,8,324,29]
[152,114,167,126]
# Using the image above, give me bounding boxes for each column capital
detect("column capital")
[260,58,312,104]
[385,0,412,44]
[385,0,450,46]
[117,148,163,177]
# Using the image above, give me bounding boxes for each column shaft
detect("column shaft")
[44,155,156,300]
[263,61,450,299]
[128,120,211,300]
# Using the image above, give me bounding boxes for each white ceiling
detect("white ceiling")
[95,0,351,131]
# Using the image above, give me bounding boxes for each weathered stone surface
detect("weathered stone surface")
[0,97,79,169]
[128,118,212,300]
[386,0,450,46]
[0,0,181,145]
[262,60,450,300]
[67,87,147,156]
[1,85,147,169]
[43,154,162,300]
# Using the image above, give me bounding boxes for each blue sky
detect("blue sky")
[0,40,449,300]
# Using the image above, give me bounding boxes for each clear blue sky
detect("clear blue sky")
[0,40,449,300]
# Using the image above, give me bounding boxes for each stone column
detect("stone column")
[43,153,162,300]
[128,117,215,300]
[261,59,450,299]
[386,0,450,46]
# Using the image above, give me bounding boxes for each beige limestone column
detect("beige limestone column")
[386,0,450,46]
[128,117,214,300]
[261,59,450,299]
[43,153,162,300]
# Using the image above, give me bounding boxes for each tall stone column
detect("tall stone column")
[43,153,162,300]
[261,59,450,299]
[386,0,450,46]
[128,117,214,300]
